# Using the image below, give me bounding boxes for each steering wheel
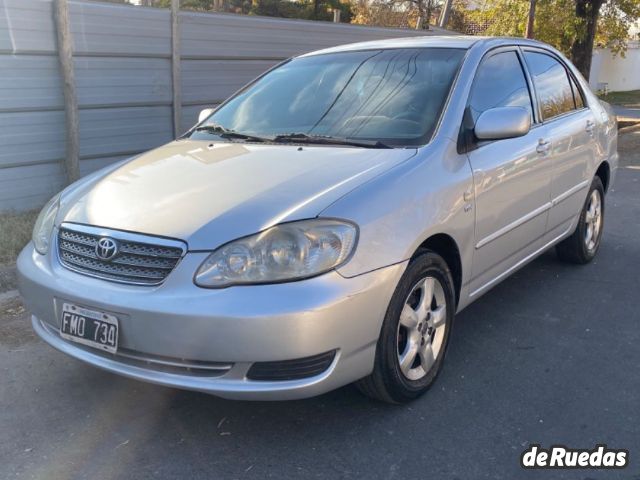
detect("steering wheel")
[392,109,423,123]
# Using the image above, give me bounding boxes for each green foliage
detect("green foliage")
[465,0,529,37]
[463,0,640,58]
[248,0,306,18]
[155,0,351,20]
[251,0,352,21]
[532,0,577,54]
[597,0,640,54]
[352,0,442,29]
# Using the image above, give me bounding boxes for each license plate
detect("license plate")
[60,303,118,354]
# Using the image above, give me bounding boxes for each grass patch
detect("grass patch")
[598,90,640,108]
[0,211,38,265]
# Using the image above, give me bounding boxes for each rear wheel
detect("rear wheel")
[556,176,605,264]
[356,251,455,403]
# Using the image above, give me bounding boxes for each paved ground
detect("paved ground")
[1,167,639,480]
[613,105,640,120]
[619,129,640,167]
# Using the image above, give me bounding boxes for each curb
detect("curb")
[619,122,640,135]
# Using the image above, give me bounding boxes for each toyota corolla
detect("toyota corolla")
[18,36,617,403]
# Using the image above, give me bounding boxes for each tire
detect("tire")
[356,250,455,404]
[556,176,605,264]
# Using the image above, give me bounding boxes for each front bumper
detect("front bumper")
[18,242,405,400]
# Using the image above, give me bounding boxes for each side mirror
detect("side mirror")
[474,106,531,141]
[198,108,215,124]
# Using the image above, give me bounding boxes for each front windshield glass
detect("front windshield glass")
[190,48,466,147]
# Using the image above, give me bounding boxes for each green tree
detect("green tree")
[352,0,443,28]
[596,0,640,52]
[464,0,640,79]
[155,0,350,20]
[249,0,351,21]
[155,0,218,10]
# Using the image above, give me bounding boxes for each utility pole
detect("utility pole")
[525,0,536,38]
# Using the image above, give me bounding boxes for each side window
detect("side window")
[468,51,533,125]
[569,74,585,109]
[524,52,576,120]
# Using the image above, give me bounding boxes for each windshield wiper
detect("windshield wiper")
[194,127,392,148]
[272,133,392,149]
[194,124,269,143]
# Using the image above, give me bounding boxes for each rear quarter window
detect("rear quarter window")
[524,51,576,120]
[568,74,585,109]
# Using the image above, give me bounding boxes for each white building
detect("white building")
[590,38,640,93]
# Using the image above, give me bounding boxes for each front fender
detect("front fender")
[322,138,475,304]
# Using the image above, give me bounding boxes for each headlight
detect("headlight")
[195,219,357,288]
[32,193,61,255]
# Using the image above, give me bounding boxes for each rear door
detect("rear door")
[522,49,597,241]
[466,48,554,297]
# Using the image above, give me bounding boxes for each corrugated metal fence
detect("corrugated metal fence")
[0,0,448,211]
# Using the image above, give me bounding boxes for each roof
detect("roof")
[300,35,553,58]
[300,36,484,57]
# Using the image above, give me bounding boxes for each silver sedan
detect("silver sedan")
[18,36,618,402]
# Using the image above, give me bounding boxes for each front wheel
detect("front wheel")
[356,251,455,403]
[556,176,605,264]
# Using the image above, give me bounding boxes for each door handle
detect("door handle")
[585,120,595,136]
[536,139,551,155]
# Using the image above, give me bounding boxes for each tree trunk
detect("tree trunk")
[438,0,453,28]
[570,0,603,80]
[417,0,426,28]
[425,0,432,28]
[525,0,536,39]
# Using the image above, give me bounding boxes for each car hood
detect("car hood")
[61,140,417,250]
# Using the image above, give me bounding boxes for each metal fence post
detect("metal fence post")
[171,0,181,139]
[54,0,80,184]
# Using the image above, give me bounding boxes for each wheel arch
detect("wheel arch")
[413,233,462,307]
[595,161,610,193]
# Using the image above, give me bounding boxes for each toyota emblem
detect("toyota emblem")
[95,237,119,261]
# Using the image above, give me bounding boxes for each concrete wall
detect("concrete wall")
[589,41,640,93]
[0,0,449,212]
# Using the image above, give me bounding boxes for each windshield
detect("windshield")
[190,48,466,147]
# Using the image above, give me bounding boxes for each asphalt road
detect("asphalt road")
[1,168,639,480]
[613,105,640,120]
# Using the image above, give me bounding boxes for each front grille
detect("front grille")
[246,350,337,381]
[57,224,186,286]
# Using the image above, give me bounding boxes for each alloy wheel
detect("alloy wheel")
[396,276,447,381]
[584,189,602,252]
